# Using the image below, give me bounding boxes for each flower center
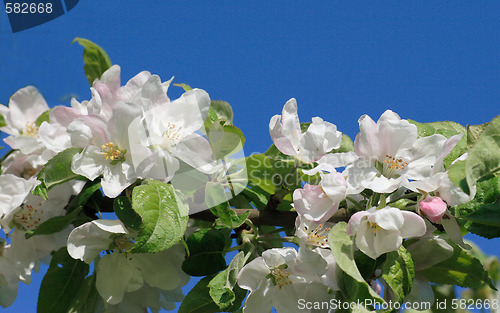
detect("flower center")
[304,224,330,247]
[369,222,382,234]
[101,142,126,163]
[382,155,408,178]
[113,234,135,253]
[161,122,183,149]
[267,265,293,289]
[24,122,39,137]
[13,201,45,231]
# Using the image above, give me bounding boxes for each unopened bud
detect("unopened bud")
[419,196,447,223]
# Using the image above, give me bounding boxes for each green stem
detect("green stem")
[346,196,365,212]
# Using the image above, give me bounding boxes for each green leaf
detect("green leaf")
[66,180,103,214]
[114,196,142,231]
[73,37,112,86]
[131,180,189,253]
[212,202,251,229]
[173,83,193,91]
[211,100,233,125]
[465,115,500,192]
[245,154,276,194]
[35,109,52,127]
[328,222,385,303]
[34,147,84,199]
[67,274,99,313]
[208,122,245,159]
[208,251,250,310]
[178,275,221,313]
[0,112,7,127]
[182,228,228,276]
[467,123,488,147]
[331,134,355,153]
[464,198,500,238]
[456,176,500,217]
[240,185,270,210]
[421,241,496,289]
[37,248,89,313]
[382,246,415,303]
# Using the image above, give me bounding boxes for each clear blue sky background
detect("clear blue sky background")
[0,2,499,312]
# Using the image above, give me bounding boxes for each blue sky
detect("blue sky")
[1,1,499,312]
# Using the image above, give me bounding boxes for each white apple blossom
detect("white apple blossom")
[237,246,331,313]
[347,206,426,259]
[269,98,342,163]
[0,86,49,155]
[135,88,214,182]
[346,110,453,194]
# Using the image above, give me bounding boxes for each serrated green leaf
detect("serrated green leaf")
[421,241,496,289]
[467,123,488,147]
[182,228,228,276]
[208,251,250,310]
[382,246,415,303]
[173,83,193,91]
[34,147,84,199]
[465,115,500,192]
[212,202,251,229]
[37,248,89,313]
[463,198,500,238]
[328,222,385,303]
[131,180,189,253]
[67,274,99,313]
[73,38,112,86]
[114,196,142,231]
[456,176,500,218]
[35,109,51,127]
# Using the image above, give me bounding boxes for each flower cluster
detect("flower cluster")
[0,58,496,313]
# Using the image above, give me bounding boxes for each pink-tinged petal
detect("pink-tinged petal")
[293,184,337,223]
[400,210,427,238]
[433,134,463,172]
[118,70,152,102]
[67,116,109,148]
[237,257,269,290]
[347,211,369,235]
[8,86,49,130]
[369,207,404,231]
[441,213,471,249]
[280,98,301,150]
[269,115,297,156]
[49,106,82,126]
[419,197,447,223]
[354,114,379,160]
[92,65,122,117]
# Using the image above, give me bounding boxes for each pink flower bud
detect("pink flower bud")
[419,196,447,223]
